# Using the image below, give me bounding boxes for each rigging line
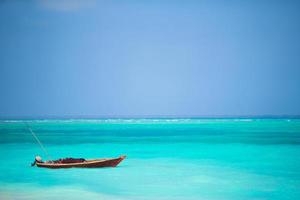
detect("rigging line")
[26,123,52,161]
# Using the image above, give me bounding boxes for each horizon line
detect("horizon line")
[1,114,300,120]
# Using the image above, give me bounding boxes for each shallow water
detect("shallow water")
[0,119,300,200]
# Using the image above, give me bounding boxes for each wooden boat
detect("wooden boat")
[34,156,126,169]
[27,126,126,169]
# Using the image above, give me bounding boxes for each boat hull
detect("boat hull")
[36,156,126,169]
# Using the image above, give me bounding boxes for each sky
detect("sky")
[0,0,300,118]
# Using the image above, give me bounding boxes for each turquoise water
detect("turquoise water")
[0,119,300,200]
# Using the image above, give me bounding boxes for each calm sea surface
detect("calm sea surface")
[0,119,300,200]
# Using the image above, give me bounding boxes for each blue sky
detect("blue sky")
[0,0,300,118]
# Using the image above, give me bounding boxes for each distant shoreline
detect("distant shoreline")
[1,115,300,120]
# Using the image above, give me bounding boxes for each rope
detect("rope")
[26,123,52,161]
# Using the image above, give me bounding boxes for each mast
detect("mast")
[26,123,52,161]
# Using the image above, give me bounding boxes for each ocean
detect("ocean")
[0,119,299,200]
